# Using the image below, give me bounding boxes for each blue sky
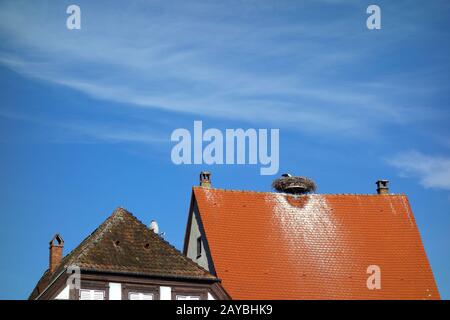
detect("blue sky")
[0,0,449,299]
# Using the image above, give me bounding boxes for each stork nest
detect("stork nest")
[272,176,317,194]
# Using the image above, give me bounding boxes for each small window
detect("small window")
[79,289,105,300]
[176,295,201,300]
[128,292,154,300]
[197,236,202,258]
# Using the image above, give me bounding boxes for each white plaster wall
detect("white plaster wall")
[109,282,122,300]
[186,206,211,271]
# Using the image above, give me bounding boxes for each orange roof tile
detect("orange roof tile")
[192,187,440,300]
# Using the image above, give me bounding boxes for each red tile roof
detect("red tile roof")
[192,187,440,299]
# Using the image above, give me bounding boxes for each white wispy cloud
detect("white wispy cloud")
[387,151,450,190]
[0,109,165,145]
[0,0,445,137]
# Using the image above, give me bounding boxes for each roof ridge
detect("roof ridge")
[193,186,406,196]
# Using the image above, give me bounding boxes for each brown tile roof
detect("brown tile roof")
[192,187,440,300]
[30,207,217,299]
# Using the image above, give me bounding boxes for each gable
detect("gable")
[184,199,215,273]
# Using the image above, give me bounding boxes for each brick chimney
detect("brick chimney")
[200,171,211,188]
[376,180,389,195]
[49,234,64,273]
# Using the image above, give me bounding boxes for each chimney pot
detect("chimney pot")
[376,179,389,195]
[199,171,211,188]
[49,234,64,273]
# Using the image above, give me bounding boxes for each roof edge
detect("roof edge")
[193,186,407,197]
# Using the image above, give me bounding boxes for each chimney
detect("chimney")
[376,180,389,195]
[49,234,64,273]
[199,171,211,188]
